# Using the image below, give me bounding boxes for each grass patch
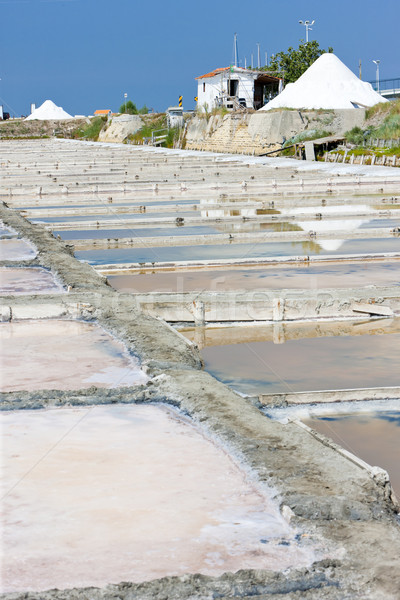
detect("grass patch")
[286,129,331,145]
[126,114,167,144]
[126,113,188,148]
[71,117,107,141]
[366,99,400,120]
[345,126,365,145]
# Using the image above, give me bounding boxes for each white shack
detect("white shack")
[196,66,281,112]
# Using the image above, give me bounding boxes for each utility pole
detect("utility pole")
[234,33,238,67]
[257,43,260,69]
[373,60,380,92]
[265,52,268,67]
[299,19,315,43]
[359,59,362,80]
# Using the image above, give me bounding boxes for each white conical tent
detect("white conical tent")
[25,100,72,120]
[260,53,388,111]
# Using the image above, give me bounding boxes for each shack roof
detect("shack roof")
[296,135,345,147]
[196,67,280,82]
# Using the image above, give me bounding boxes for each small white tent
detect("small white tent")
[25,100,72,120]
[260,53,388,111]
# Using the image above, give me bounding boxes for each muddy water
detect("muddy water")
[108,260,400,293]
[0,267,64,295]
[198,330,400,395]
[1,404,316,592]
[0,320,148,392]
[304,411,400,496]
[76,237,400,266]
[0,238,37,261]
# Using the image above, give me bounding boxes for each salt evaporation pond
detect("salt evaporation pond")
[0,238,37,261]
[1,404,316,593]
[76,237,400,266]
[197,329,400,395]
[0,267,64,295]
[0,222,17,239]
[32,211,196,224]
[57,225,220,240]
[108,260,400,293]
[0,320,147,392]
[304,411,400,497]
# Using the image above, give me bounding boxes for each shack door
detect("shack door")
[228,79,239,97]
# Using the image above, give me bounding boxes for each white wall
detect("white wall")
[197,69,257,111]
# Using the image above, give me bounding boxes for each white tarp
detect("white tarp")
[25,99,72,120]
[260,53,388,111]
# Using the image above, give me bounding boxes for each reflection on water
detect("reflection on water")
[200,332,400,395]
[304,412,400,496]
[108,260,400,293]
[57,226,220,240]
[76,237,400,266]
[57,221,302,241]
[32,211,196,224]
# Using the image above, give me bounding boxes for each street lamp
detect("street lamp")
[124,92,127,113]
[372,60,380,93]
[299,19,315,43]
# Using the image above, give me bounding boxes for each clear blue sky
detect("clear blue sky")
[1,0,399,117]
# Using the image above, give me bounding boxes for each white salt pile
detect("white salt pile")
[25,99,72,120]
[260,53,388,111]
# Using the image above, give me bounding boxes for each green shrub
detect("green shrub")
[345,126,365,145]
[71,117,106,140]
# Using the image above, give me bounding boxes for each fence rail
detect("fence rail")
[368,77,400,92]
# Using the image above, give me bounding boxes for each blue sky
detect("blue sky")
[1,0,399,116]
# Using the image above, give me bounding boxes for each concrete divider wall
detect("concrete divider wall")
[133,287,400,324]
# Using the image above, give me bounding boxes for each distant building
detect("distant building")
[195,66,281,112]
[94,109,112,117]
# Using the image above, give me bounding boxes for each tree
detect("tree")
[267,41,333,84]
[119,100,138,114]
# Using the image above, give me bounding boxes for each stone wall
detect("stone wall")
[98,114,143,143]
[186,108,366,155]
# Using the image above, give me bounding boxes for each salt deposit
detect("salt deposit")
[25,99,72,121]
[260,53,388,111]
[0,238,37,261]
[0,320,148,391]
[0,267,64,295]
[1,404,316,593]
